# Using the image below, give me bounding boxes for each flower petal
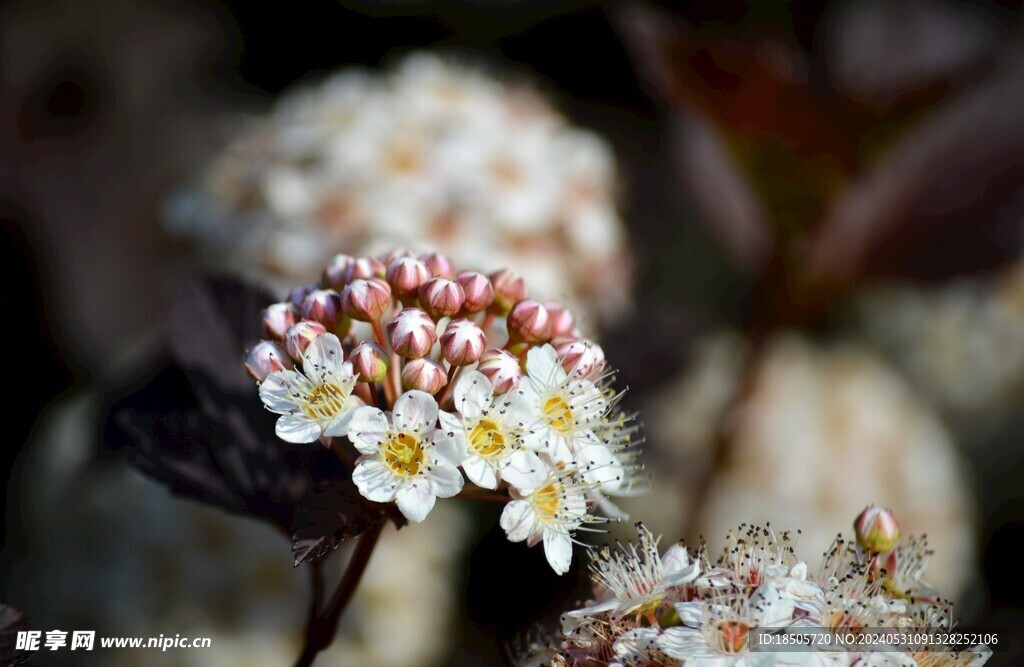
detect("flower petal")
[352,459,397,502]
[463,456,498,489]
[347,407,390,455]
[525,343,566,387]
[499,499,538,543]
[302,333,346,381]
[453,370,492,419]
[323,404,359,438]
[426,461,464,498]
[542,529,573,575]
[275,413,322,443]
[393,390,439,435]
[500,449,547,492]
[395,479,436,523]
[435,411,469,463]
[259,370,308,413]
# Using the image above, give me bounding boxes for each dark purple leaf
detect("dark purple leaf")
[102,276,398,562]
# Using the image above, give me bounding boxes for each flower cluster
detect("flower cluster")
[246,250,645,573]
[169,52,632,325]
[519,508,990,666]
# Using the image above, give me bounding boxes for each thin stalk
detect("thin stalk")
[293,521,385,667]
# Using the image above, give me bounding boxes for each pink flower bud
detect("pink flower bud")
[854,506,901,553]
[284,321,327,361]
[420,251,454,278]
[477,348,522,394]
[288,283,316,306]
[245,340,293,381]
[261,302,301,341]
[342,278,392,322]
[507,299,552,344]
[401,358,448,393]
[455,271,494,314]
[301,289,348,335]
[487,269,526,315]
[322,254,356,289]
[350,341,389,383]
[545,302,579,339]
[386,308,438,358]
[386,257,431,303]
[418,278,465,319]
[555,338,606,381]
[441,319,487,366]
[342,256,386,283]
[381,247,415,266]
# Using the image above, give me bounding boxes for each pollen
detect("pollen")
[300,382,350,421]
[543,395,574,434]
[469,418,507,458]
[383,432,425,477]
[532,483,563,520]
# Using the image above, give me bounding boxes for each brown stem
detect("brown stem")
[329,438,354,468]
[436,365,463,409]
[293,521,385,667]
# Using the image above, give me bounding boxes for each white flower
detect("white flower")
[563,524,700,634]
[658,583,798,666]
[259,333,363,443]
[512,344,611,470]
[348,390,463,522]
[499,468,595,575]
[437,370,547,491]
[611,627,663,666]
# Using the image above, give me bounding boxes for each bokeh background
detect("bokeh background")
[3,0,1024,665]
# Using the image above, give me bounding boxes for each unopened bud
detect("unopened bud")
[342,278,392,322]
[284,321,327,361]
[401,358,448,393]
[854,506,901,553]
[261,302,301,341]
[342,256,386,283]
[350,341,389,383]
[488,269,526,315]
[301,289,348,335]
[420,251,454,278]
[441,319,487,366]
[545,302,579,339]
[386,257,431,304]
[245,340,293,381]
[508,299,552,344]
[555,338,606,381]
[456,271,494,314]
[386,308,438,358]
[382,247,415,266]
[288,283,316,306]
[419,278,465,319]
[477,348,522,394]
[322,254,356,289]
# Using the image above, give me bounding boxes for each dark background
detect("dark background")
[3,0,1024,664]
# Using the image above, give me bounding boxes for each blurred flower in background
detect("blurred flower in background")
[166,52,633,327]
[642,333,976,600]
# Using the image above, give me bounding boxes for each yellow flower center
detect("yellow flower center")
[301,382,350,421]
[543,395,574,434]
[468,418,507,459]
[383,432,424,477]
[532,483,562,521]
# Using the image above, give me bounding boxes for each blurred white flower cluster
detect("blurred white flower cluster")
[643,334,975,599]
[517,512,990,666]
[250,249,646,574]
[168,52,632,326]
[856,261,1024,435]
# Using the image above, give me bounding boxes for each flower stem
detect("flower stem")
[293,521,385,667]
[436,365,462,409]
